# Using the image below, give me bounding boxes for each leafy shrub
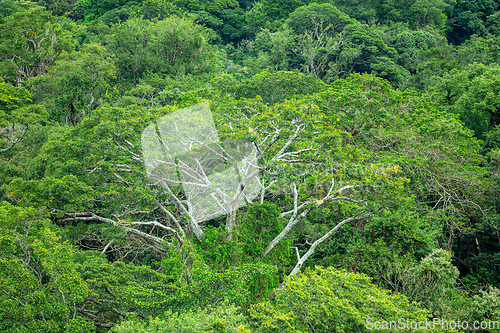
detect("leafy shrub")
[250,265,429,333]
[111,302,251,333]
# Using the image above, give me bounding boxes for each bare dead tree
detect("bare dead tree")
[62,102,370,270]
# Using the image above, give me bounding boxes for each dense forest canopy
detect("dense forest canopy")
[1,0,500,331]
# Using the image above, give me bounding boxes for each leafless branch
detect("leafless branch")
[61,212,170,253]
[0,124,29,153]
[264,180,365,256]
[290,211,375,275]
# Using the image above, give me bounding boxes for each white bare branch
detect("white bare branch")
[158,179,203,240]
[271,123,307,162]
[264,180,365,256]
[0,124,29,153]
[290,211,374,275]
[61,212,170,253]
[113,136,142,162]
[155,199,186,238]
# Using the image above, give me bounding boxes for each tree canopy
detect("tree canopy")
[1,0,500,332]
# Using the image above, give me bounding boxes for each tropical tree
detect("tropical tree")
[29,43,116,125]
[0,6,73,86]
[250,266,429,333]
[0,202,94,332]
[102,16,219,87]
[429,63,500,141]
[446,0,499,44]
[249,3,409,84]
[0,78,47,153]
[5,91,387,278]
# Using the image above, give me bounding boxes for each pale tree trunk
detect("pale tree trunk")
[226,210,237,240]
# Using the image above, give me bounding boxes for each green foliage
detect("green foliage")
[0,78,32,116]
[339,23,409,84]
[248,4,409,84]
[0,79,48,129]
[2,1,500,331]
[0,78,48,154]
[0,202,93,332]
[452,65,500,140]
[311,73,484,213]
[150,16,219,76]
[0,160,24,191]
[8,175,95,212]
[429,63,500,141]
[246,27,296,74]
[455,35,500,67]
[286,2,354,35]
[243,2,270,38]
[250,266,429,333]
[216,71,327,105]
[173,261,278,312]
[111,303,251,333]
[329,0,454,30]
[260,0,306,22]
[377,0,453,30]
[73,0,142,22]
[30,42,116,125]
[373,24,457,90]
[323,0,377,25]
[461,251,500,290]
[73,251,177,320]
[171,0,245,42]
[365,200,440,257]
[25,103,162,215]
[392,29,439,74]
[446,0,499,44]
[102,16,219,87]
[102,17,154,85]
[472,287,500,328]
[293,74,487,292]
[378,249,474,320]
[238,203,282,257]
[135,0,184,21]
[196,226,241,269]
[0,6,73,85]
[238,202,293,269]
[0,0,38,24]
